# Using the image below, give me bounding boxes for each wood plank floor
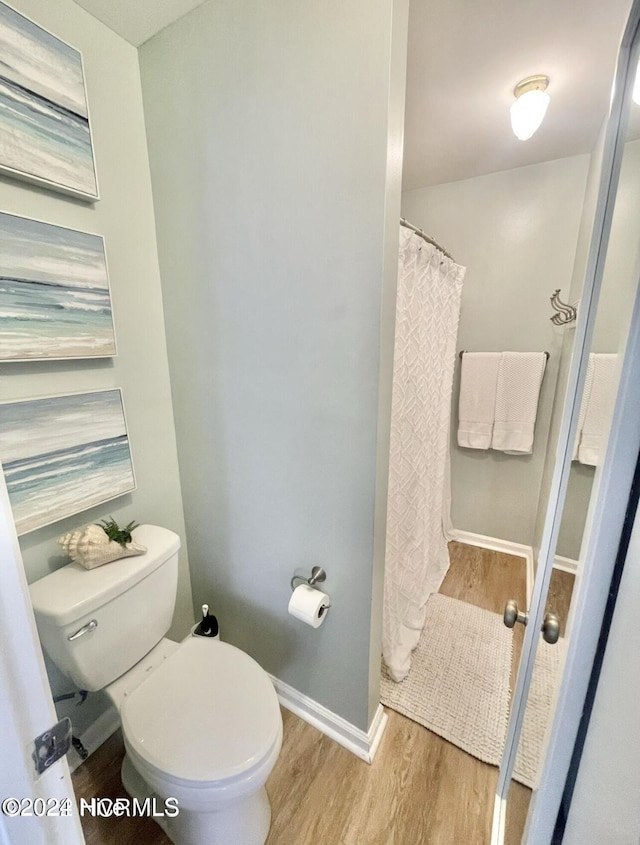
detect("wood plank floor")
[545,568,575,638]
[72,544,573,845]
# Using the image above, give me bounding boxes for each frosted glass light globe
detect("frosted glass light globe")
[510,88,550,141]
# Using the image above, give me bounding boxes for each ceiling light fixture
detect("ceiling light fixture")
[510,75,550,141]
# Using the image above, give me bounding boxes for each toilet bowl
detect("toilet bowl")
[28,524,282,845]
[118,636,282,845]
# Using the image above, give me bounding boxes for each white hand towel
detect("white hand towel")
[457,352,501,449]
[577,353,617,466]
[491,352,547,454]
[573,354,595,461]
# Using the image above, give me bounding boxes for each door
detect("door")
[491,3,640,842]
[559,466,640,842]
[0,469,84,845]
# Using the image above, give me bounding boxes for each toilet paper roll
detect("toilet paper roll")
[288,584,330,628]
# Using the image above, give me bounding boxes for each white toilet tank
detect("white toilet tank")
[29,525,180,691]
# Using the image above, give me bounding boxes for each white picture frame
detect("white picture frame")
[0,389,136,535]
[0,210,116,360]
[0,0,100,201]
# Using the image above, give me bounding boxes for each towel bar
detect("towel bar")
[459,350,550,360]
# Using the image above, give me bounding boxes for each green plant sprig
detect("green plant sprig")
[98,517,139,547]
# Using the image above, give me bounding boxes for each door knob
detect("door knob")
[541,612,560,645]
[503,599,528,628]
[503,600,561,645]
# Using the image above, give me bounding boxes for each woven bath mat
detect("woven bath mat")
[381,593,512,765]
[513,638,564,788]
[380,593,562,789]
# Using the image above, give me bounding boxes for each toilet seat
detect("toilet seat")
[121,637,282,789]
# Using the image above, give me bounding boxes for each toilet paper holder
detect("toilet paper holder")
[290,567,331,608]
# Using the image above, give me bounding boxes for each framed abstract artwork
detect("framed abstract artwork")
[0,389,136,535]
[0,211,116,360]
[0,1,99,200]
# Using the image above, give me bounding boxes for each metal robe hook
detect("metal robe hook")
[549,289,578,326]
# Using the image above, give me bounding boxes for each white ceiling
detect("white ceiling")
[73,0,634,189]
[403,0,633,190]
[72,0,208,46]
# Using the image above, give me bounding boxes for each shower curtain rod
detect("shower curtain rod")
[400,218,455,261]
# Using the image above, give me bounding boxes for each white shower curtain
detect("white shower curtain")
[382,225,466,682]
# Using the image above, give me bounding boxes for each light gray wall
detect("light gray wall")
[534,129,607,564]
[402,156,590,546]
[0,0,193,722]
[553,138,640,561]
[139,0,408,731]
[591,139,640,351]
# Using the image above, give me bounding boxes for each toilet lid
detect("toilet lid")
[121,637,281,784]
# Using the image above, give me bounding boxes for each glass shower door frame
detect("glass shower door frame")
[491,3,640,842]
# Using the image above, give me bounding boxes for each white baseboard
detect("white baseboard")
[450,529,534,604]
[490,793,507,845]
[67,707,120,773]
[553,555,579,574]
[450,530,578,603]
[269,674,388,764]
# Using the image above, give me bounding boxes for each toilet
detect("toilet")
[29,524,283,845]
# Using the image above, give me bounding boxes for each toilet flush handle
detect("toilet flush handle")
[67,619,98,641]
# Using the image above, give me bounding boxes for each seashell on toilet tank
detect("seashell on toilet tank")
[58,523,146,570]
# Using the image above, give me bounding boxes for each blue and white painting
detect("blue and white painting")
[0,2,98,199]
[0,390,135,534]
[0,212,115,360]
